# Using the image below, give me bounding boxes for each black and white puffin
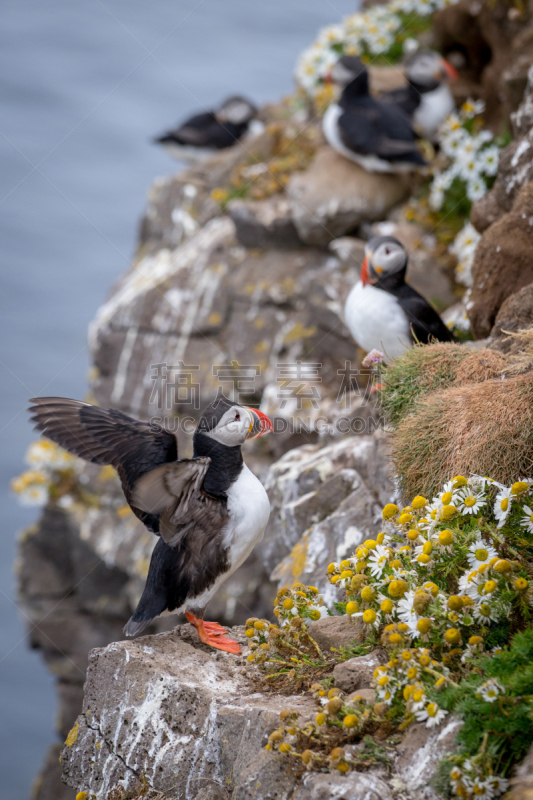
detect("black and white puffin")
[380,50,458,141]
[322,56,426,173]
[344,236,455,360]
[154,95,258,162]
[28,395,273,654]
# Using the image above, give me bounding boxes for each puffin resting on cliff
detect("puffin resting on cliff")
[344,236,455,361]
[28,395,273,654]
[322,56,426,173]
[154,95,258,162]
[380,50,458,141]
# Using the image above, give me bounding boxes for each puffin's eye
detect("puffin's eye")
[234,412,240,421]
[385,248,390,255]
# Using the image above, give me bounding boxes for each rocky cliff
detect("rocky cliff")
[17,3,533,798]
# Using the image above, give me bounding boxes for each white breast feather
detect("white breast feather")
[344,281,412,361]
[414,84,455,140]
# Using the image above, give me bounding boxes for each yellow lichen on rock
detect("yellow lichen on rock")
[65,721,79,747]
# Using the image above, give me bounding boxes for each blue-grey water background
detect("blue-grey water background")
[0,1,358,797]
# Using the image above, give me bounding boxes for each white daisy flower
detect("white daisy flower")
[18,484,49,506]
[461,98,486,119]
[440,127,468,158]
[467,176,487,202]
[477,144,500,177]
[494,487,512,528]
[486,775,509,794]
[467,537,498,569]
[476,677,505,703]
[397,590,418,625]
[457,489,487,515]
[520,505,533,534]
[459,569,487,603]
[415,702,448,728]
[368,544,390,577]
[377,685,395,704]
[469,779,494,799]
[309,604,329,620]
[473,602,500,623]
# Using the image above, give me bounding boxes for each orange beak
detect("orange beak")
[361,255,369,286]
[442,58,459,81]
[245,407,273,439]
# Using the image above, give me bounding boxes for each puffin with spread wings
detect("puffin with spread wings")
[28,395,273,654]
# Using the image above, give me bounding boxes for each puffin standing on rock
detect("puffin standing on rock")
[154,95,258,162]
[380,50,458,141]
[344,236,455,361]
[322,56,426,173]
[28,395,273,654]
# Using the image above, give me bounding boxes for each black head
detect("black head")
[216,96,257,125]
[330,56,369,96]
[405,50,458,91]
[194,395,272,448]
[361,236,408,287]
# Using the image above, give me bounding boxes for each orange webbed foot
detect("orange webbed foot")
[202,620,228,636]
[186,612,241,655]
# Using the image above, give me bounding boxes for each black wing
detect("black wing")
[394,285,456,343]
[132,459,226,549]
[338,99,426,165]
[28,397,178,532]
[155,111,247,150]
[380,85,421,116]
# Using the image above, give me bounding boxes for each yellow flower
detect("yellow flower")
[283,598,295,610]
[382,503,399,519]
[494,559,511,574]
[441,491,453,505]
[343,714,358,728]
[511,481,528,496]
[514,577,528,591]
[340,570,353,580]
[411,496,427,509]
[380,599,393,614]
[447,596,463,611]
[398,513,413,525]
[444,628,461,645]
[361,586,375,603]
[363,539,378,551]
[327,563,337,574]
[417,618,432,634]
[439,529,454,546]
[362,609,377,624]
[407,529,419,541]
[346,601,359,615]
[389,579,408,598]
[440,504,457,520]
[452,476,467,488]
[315,712,327,726]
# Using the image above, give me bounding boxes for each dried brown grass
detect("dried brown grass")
[390,373,533,500]
[453,349,507,385]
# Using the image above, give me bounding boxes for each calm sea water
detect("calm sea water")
[0,1,358,797]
